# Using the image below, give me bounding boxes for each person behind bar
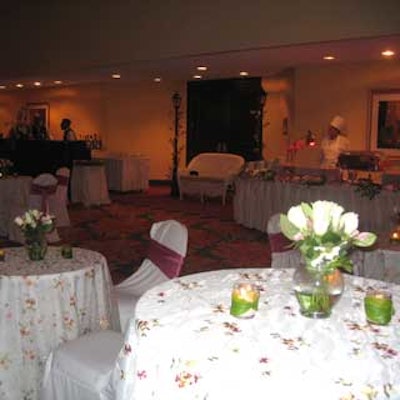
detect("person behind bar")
[61,118,77,141]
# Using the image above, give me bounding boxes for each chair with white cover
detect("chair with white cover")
[8,173,60,243]
[28,173,60,242]
[268,213,302,268]
[115,219,188,331]
[41,317,137,400]
[49,167,71,227]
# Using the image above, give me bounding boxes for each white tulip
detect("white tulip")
[312,201,332,236]
[341,212,359,235]
[287,205,308,230]
[14,216,23,226]
[330,203,344,231]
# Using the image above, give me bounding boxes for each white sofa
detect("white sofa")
[178,152,245,205]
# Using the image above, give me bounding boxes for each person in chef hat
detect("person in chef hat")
[320,115,350,168]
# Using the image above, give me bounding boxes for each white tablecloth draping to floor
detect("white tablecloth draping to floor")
[71,163,111,206]
[0,175,32,237]
[234,177,400,233]
[131,268,400,400]
[0,247,120,400]
[101,155,150,192]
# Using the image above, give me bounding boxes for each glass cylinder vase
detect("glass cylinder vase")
[293,263,344,319]
[25,233,48,261]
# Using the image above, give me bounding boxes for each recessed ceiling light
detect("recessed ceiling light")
[111,73,121,79]
[197,66,207,71]
[381,49,395,57]
[16,83,24,88]
[0,85,6,90]
[153,77,162,83]
[54,80,63,85]
[33,81,42,87]
[239,71,249,76]
[323,55,336,60]
[193,75,202,79]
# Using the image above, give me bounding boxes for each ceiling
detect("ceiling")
[2,34,400,90]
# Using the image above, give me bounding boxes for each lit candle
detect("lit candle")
[230,282,260,319]
[390,230,400,242]
[0,249,5,261]
[364,289,394,325]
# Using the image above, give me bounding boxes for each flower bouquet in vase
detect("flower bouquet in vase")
[14,209,55,261]
[280,201,377,318]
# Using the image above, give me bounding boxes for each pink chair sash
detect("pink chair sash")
[269,232,294,253]
[56,175,69,186]
[30,184,57,213]
[147,239,184,278]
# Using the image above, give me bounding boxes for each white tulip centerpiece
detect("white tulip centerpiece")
[14,209,55,261]
[280,201,377,318]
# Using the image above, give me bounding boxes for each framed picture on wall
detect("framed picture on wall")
[369,89,400,156]
[26,102,50,131]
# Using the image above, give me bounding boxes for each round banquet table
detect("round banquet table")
[132,268,400,400]
[0,246,120,400]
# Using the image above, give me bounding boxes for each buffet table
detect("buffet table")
[0,247,120,400]
[132,268,400,399]
[234,177,399,233]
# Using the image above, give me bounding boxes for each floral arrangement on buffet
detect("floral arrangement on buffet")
[354,178,382,199]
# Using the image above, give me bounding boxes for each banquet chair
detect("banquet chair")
[8,173,60,243]
[49,167,71,227]
[267,213,302,268]
[41,317,137,400]
[28,173,60,242]
[115,219,188,330]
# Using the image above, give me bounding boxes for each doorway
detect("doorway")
[186,77,265,164]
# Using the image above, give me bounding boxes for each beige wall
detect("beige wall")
[1,59,400,178]
[262,60,400,166]
[0,80,186,180]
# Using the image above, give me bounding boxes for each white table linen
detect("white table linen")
[102,155,150,192]
[0,246,120,400]
[71,163,111,206]
[0,175,32,237]
[132,268,400,400]
[234,177,399,232]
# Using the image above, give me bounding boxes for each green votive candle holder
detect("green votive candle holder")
[364,289,394,326]
[230,281,260,319]
[61,244,73,259]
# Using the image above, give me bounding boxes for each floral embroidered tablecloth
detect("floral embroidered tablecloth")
[0,246,120,400]
[132,268,400,400]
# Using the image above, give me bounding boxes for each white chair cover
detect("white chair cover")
[41,318,138,400]
[8,173,60,243]
[49,167,71,227]
[115,219,188,330]
[268,213,302,268]
[29,173,60,243]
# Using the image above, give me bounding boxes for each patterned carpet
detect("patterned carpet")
[1,185,271,284]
